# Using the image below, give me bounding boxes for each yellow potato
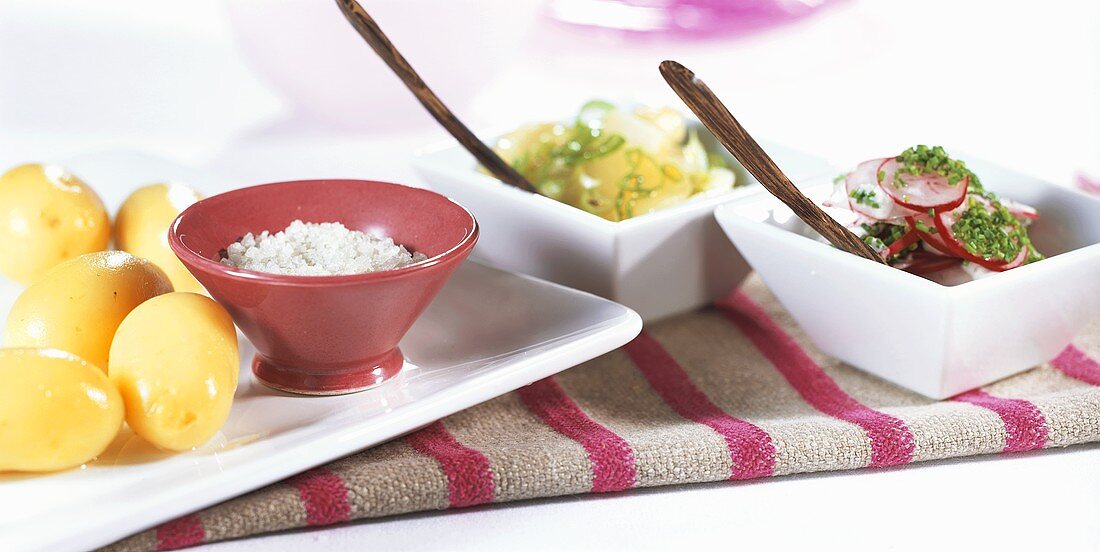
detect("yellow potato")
[570,147,693,221]
[109,292,239,451]
[0,348,123,472]
[0,164,111,285]
[4,251,173,369]
[115,183,204,293]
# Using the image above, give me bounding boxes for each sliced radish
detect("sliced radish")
[905,213,935,232]
[1000,197,1040,221]
[844,158,912,220]
[905,214,952,255]
[885,228,920,258]
[898,251,962,276]
[920,236,953,257]
[984,246,1028,272]
[971,194,1036,224]
[877,158,969,211]
[933,200,1026,270]
[933,203,995,265]
[827,153,1038,276]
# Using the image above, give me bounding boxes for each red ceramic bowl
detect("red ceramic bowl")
[169,179,478,395]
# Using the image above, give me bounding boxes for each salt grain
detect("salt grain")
[221,220,427,276]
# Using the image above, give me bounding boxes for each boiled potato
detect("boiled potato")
[4,251,173,369]
[0,164,111,285]
[633,105,687,146]
[0,348,123,472]
[109,292,238,451]
[115,183,204,293]
[569,147,694,221]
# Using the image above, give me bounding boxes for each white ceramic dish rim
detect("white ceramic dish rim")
[715,176,1100,295]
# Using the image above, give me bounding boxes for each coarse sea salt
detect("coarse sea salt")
[221,220,427,276]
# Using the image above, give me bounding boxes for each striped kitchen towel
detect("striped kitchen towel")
[106,275,1100,551]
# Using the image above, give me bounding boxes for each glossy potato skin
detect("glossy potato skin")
[0,348,123,472]
[3,251,174,370]
[115,183,204,293]
[0,164,111,284]
[109,292,239,451]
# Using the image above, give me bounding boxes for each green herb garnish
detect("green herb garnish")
[895,145,982,191]
[849,188,881,208]
[615,148,666,219]
[859,222,912,259]
[512,122,627,195]
[950,196,1032,262]
[913,218,937,234]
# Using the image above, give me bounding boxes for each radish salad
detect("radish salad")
[825,145,1042,280]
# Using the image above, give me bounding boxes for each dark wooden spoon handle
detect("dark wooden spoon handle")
[334,0,537,193]
[659,60,886,264]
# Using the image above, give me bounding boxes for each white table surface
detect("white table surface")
[2,1,1098,550]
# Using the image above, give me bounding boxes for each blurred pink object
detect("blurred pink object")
[1078,174,1100,195]
[224,0,538,129]
[548,0,833,36]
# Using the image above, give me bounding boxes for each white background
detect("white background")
[1,0,1098,550]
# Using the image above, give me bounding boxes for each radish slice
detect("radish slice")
[985,246,1028,271]
[877,158,969,211]
[1000,197,1040,221]
[885,228,920,258]
[905,214,952,256]
[845,158,912,220]
[897,251,962,276]
[933,203,995,265]
[933,200,1026,269]
[920,236,953,257]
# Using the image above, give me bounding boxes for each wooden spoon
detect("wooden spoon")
[334,0,537,194]
[659,60,886,264]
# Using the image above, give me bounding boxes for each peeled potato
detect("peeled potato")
[570,147,693,221]
[0,164,111,285]
[115,183,204,293]
[633,105,688,146]
[4,251,173,369]
[109,292,239,451]
[0,348,123,472]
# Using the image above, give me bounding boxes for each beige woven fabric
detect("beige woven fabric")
[106,276,1100,551]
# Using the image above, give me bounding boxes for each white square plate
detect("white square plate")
[0,152,642,551]
[715,156,1100,399]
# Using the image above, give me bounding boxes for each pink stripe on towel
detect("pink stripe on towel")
[405,421,495,507]
[518,377,637,492]
[718,292,915,467]
[155,513,205,551]
[624,331,776,480]
[287,467,351,526]
[1052,345,1100,386]
[952,390,1048,452]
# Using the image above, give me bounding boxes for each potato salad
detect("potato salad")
[493,101,738,221]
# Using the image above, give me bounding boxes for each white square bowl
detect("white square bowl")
[413,128,831,322]
[714,157,1100,399]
